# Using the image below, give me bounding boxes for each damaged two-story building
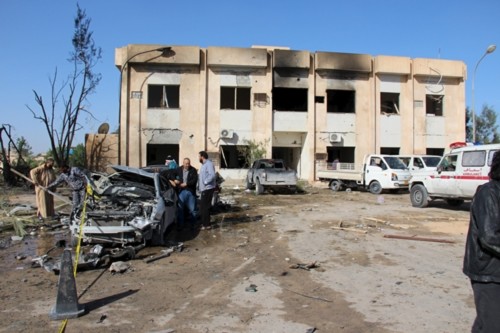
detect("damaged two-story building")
[115,44,466,182]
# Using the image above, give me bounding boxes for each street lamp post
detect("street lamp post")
[472,44,496,144]
[118,46,173,165]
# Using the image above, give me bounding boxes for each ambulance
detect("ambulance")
[409,142,500,208]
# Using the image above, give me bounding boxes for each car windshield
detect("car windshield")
[383,157,407,170]
[422,157,441,167]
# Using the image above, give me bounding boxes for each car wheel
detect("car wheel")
[245,178,254,190]
[329,180,342,192]
[369,181,382,194]
[255,178,264,195]
[410,184,429,208]
[446,199,464,207]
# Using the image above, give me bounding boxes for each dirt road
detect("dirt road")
[0,185,474,332]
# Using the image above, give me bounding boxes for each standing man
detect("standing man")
[198,151,216,230]
[175,158,198,229]
[464,150,500,332]
[30,158,56,219]
[48,165,87,216]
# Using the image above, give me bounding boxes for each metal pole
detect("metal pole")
[471,45,496,143]
[118,46,172,165]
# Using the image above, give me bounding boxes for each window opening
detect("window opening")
[426,94,443,116]
[327,90,355,113]
[148,85,180,109]
[273,88,308,112]
[220,145,248,168]
[221,87,251,110]
[380,92,399,114]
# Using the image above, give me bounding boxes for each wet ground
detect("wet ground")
[0,184,475,332]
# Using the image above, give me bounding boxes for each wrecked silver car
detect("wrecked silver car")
[69,165,176,247]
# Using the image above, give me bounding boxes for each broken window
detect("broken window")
[220,145,248,168]
[220,87,251,110]
[427,148,444,156]
[426,94,443,116]
[380,92,399,114]
[273,88,308,112]
[327,90,355,113]
[148,85,180,109]
[380,147,399,155]
[253,93,269,108]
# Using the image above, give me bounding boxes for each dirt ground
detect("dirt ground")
[0,182,475,333]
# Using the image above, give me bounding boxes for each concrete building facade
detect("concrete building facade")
[115,44,466,181]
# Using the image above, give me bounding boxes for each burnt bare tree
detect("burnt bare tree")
[26,4,101,167]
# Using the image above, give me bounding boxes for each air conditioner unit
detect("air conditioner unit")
[329,133,342,143]
[220,129,234,139]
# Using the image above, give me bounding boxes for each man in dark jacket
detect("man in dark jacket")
[463,150,500,332]
[174,158,198,228]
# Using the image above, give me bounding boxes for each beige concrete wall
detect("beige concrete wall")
[116,44,466,181]
[85,134,118,173]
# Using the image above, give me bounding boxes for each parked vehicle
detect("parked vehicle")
[70,165,177,246]
[409,143,500,208]
[317,154,412,194]
[398,155,441,174]
[246,159,297,194]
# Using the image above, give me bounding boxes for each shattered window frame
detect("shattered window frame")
[220,145,248,168]
[426,94,444,116]
[147,84,180,109]
[220,87,251,110]
[380,92,400,114]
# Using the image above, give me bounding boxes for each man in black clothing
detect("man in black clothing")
[464,150,500,332]
[174,158,198,228]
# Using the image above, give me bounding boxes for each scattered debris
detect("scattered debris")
[11,235,23,241]
[145,248,174,264]
[7,204,35,217]
[331,221,367,234]
[97,314,107,323]
[109,261,130,274]
[245,284,258,292]
[289,261,319,271]
[383,234,455,244]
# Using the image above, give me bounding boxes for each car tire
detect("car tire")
[446,199,464,207]
[369,180,382,194]
[410,184,429,208]
[255,178,264,195]
[329,180,342,192]
[246,178,254,190]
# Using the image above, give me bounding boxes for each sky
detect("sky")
[1,0,500,154]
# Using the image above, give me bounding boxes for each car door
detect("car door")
[431,154,458,195]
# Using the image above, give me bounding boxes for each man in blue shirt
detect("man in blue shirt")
[198,151,216,230]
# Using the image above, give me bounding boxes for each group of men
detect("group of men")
[30,158,87,220]
[31,150,218,231]
[25,148,500,330]
[163,150,217,230]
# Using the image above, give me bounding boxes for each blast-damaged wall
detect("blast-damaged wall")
[115,44,466,182]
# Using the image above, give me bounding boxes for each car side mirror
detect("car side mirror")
[437,166,443,173]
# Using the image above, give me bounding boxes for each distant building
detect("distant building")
[116,44,466,181]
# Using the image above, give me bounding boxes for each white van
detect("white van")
[398,155,442,173]
[409,143,500,207]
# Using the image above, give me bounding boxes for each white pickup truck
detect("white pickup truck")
[317,154,412,194]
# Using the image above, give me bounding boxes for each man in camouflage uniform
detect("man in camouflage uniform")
[48,165,87,216]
